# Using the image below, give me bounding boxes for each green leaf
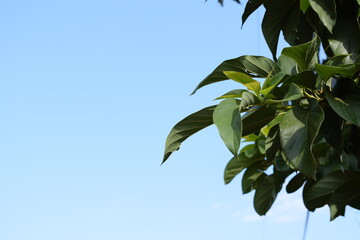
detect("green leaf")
[325,54,352,66]
[215,89,247,100]
[260,72,287,96]
[300,0,311,13]
[238,55,281,77]
[286,173,306,193]
[277,54,298,75]
[213,99,242,156]
[256,134,266,155]
[283,71,317,89]
[320,106,342,151]
[309,0,336,33]
[281,35,320,71]
[341,152,359,171]
[265,83,304,103]
[279,99,324,178]
[274,151,292,171]
[224,153,264,184]
[242,165,264,194]
[262,0,298,59]
[265,125,281,162]
[303,171,360,210]
[223,71,261,93]
[315,64,358,81]
[325,87,360,126]
[242,144,258,158]
[328,12,360,63]
[329,176,360,220]
[242,105,277,136]
[240,91,260,109]
[254,174,278,215]
[192,55,280,94]
[242,0,265,25]
[163,106,216,163]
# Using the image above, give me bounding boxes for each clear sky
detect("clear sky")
[0,1,359,240]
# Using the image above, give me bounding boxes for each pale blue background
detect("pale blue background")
[0,1,359,239]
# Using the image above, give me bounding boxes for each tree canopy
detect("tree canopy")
[163,0,360,220]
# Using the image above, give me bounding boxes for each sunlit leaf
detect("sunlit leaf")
[223,71,261,93]
[215,89,247,100]
[260,72,287,96]
[192,55,280,94]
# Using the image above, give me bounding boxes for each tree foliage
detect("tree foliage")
[164,0,360,220]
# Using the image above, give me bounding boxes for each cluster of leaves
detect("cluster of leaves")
[163,0,360,220]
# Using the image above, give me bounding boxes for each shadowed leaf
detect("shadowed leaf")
[163,106,216,163]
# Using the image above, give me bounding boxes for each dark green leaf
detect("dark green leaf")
[254,174,278,215]
[303,170,360,210]
[242,0,265,25]
[163,106,216,163]
[315,64,358,81]
[309,0,336,33]
[265,83,304,103]
[213,99,242,156]
[325,87,360,126]
[329,176,360,220]
[341,152,359,171]
[265,125,281,162]
[286,173,306,193]
[320,106,342,151]
[281,35,320,71]
[274,167,292,192]
[192,55,280,94]
[283,71,317,89]
[242,105,277,136]
[242,165,264,194]
[328,7,360,63]
[274,151,292,171]
[262,0,298,59]
[224,152,264,184]
[279,99,324,178]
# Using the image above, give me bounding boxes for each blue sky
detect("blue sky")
[0,1,359,239]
